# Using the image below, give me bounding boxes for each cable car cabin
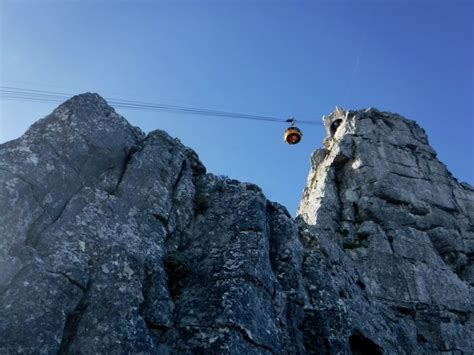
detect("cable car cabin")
[284,126,303,145]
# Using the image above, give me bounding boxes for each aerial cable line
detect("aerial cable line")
[0,86,319,125]
[0,87,287,123]
[1,91,285,123]
[0,86,322,126]
[2,86,277,120]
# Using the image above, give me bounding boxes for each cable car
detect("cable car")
[284,118,303,145]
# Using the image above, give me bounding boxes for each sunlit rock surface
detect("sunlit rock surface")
[1,94,472,354]
[298,108,473,353]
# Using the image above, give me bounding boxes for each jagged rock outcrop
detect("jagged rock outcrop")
[0,94,472,354]
[298,108,473,353]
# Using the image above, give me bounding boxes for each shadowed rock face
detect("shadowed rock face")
[0,94,472,354]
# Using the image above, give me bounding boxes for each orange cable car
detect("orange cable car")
[284,118,303,145]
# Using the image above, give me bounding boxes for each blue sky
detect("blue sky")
[1,0,472,214]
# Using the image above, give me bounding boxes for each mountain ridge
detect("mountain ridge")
[1,93,472,354]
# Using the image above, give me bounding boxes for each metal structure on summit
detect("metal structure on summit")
[0,85,323,145]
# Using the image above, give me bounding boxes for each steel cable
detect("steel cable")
[0,86,322,126]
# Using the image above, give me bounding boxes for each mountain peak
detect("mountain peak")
[54,92,111,114]
[45,92,127,132]
[1,96,473,354]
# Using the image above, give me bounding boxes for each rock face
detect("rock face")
[298,108,474,353]
[0,95,472,354]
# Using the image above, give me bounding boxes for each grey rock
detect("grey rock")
[299,107,473,353]
[0,95,472,354]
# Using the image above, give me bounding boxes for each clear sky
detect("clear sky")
[1,0,473,214]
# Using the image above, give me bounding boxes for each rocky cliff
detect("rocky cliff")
[0,94,472,354]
